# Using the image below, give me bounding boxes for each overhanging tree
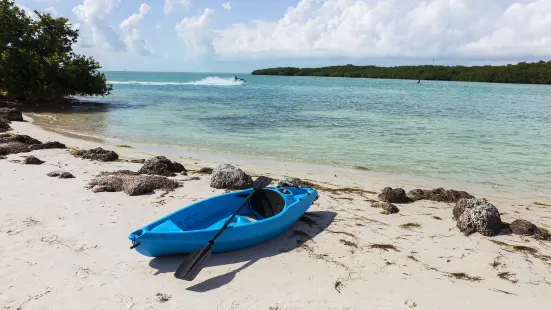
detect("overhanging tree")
[0,0,112,102]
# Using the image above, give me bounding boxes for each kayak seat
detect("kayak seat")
[249,189,285,219]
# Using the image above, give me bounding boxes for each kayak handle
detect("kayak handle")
[130,242,140,250]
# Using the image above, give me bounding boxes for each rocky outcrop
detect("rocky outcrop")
[371,201,399,214]
[407,188,474,203]
[0,134,39,145]
[210,164,253,189]
[137,156,186,177]
[0,134,64,154]
[378,187,410,203]
[510,219,541,236]
[71,147,118,162]
[0,119,11,132]
[454,198,502,236]
[38,141,66,149]
[0,142,31,156]
[0,108,23,121]
[86,170,180,196]
[24,155,44,165]
[277,177,313,188]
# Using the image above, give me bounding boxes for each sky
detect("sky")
[13,0,551,73]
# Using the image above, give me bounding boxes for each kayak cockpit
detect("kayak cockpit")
[144,188,304,233]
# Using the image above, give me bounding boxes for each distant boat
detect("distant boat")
[234,75,246,83]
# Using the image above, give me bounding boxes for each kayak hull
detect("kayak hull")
[128,186,318,257]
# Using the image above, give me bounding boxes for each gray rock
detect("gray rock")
[47,171,75,178]
[277,178,313,188]
[87,170,180,195]
[455,199,502,236]
[378,187,410,203]
[407,188,474,203]
[59,172,75,179]
[47,171,62,177]
[138,156,186,177]
[24,155,44,165]
[0,155,6,159]
[71,147,119,162]
[371,201,399,214]
[453,198,471,220]
[125,182,154,196]
[510,219,540,236]
[210,164,253,189]
[0,119,11,132]
[406,189,426,201]
[0,108,23,121]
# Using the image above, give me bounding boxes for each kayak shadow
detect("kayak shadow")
[148,210,336,290]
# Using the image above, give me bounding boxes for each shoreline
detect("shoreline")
[22,113,550,204]
[2,113,551,309]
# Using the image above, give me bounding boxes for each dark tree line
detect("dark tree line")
[252,61,551,84]
[0,0,111,103]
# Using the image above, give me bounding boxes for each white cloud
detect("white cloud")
[16,4,38,20]
[222,2,231,10]
[164,0,191,15]
[210,0,551,61]
[120,3,153,55]
[44,6,60,17]
[72,0,125,52]
[176,8,215,57]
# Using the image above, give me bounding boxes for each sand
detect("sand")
[1,116,550,310]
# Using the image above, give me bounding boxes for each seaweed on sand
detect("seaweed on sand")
[447,272,482,282]
[400,222,422,229]
[369,244,399,252]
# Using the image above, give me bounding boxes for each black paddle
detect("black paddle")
[174,176,273,281]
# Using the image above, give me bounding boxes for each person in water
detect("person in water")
[234,75,238,81]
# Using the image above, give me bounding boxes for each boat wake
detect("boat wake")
[109,76,245,86]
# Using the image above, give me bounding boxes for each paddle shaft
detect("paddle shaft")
[210,189,257,242]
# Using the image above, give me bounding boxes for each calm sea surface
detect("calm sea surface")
[37,72,551,194]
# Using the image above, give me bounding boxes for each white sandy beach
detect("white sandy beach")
[1,116,551,310]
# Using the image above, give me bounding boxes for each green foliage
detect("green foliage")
[0,0,111,102]
[252,61,551,84]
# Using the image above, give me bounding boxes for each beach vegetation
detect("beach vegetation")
[252,61,551,85]
[497,272,518,284]
[339,239,358,248]
[0,1,111,103]
[369,244,399,252]
[446,272,482,282]
[326,229,356,238]
[400,222,422,229]
[195,167,213,174]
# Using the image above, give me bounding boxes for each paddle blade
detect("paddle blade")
[253,176,272,189]
[174,242,213,281]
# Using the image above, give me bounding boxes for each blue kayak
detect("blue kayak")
[128,186,318,257]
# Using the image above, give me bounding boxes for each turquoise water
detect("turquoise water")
[49,72,551,194]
